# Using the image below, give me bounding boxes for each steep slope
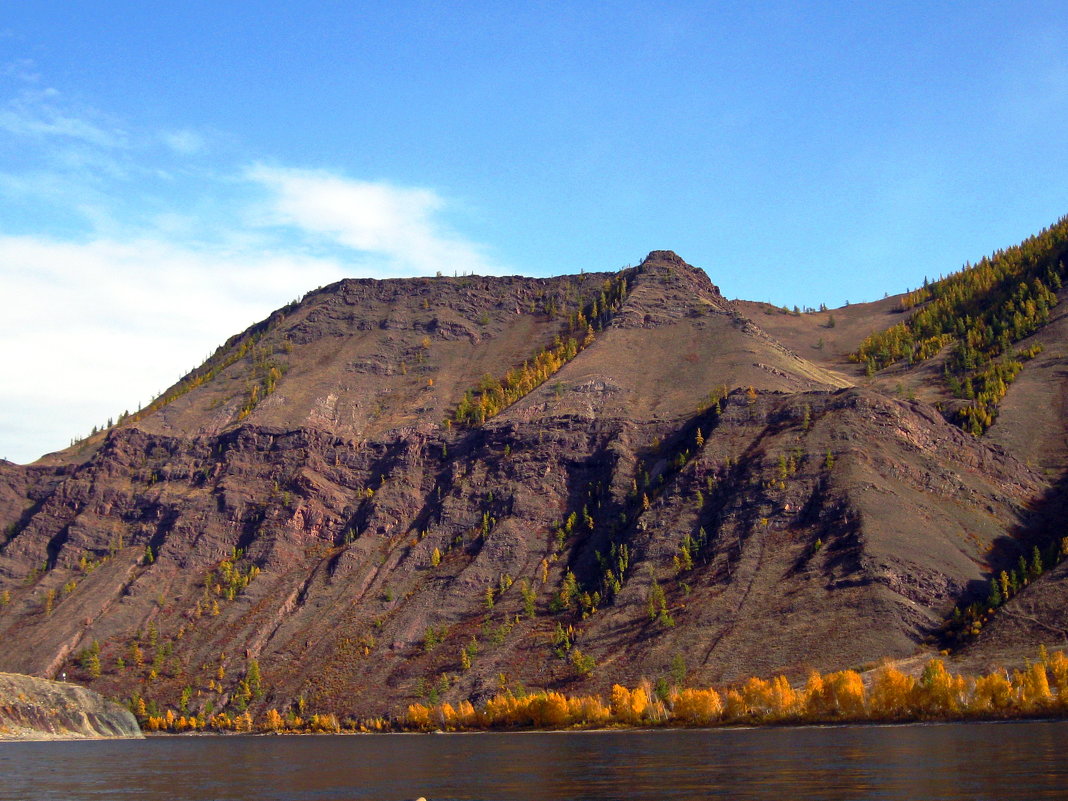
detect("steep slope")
[732,295,901,384]
[0,672,142,739]
[732,293,970,408]
[512,252,849,426]
[0,251,1050,722]
[122,252,849,439]
[982,293,1068,475]
[954,552,1068,676]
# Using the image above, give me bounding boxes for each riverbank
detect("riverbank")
[127,649,1068,737]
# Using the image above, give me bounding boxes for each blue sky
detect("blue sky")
[3,2,1068,462]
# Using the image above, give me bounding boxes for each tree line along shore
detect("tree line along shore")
[138,648,1068,734]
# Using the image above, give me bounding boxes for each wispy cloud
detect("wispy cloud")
[0,82,504,463]
[162,129,207,155]
[247,165,499,275]
[2,58,40,83]
[0,88,127,148]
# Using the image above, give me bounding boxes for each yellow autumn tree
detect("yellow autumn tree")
[768,675,800,719]
[609,684,632,722]
[1046,651,1068,709]
[741,677,774,719]
[1014,662,1051,711]
[528,692,570,727]
[262,708,285,731]
[567,695,611,725]
[969,672,1013,714]
[455,699,478,727]
[438,702,456,728]
[723,689,747,720]
[869,665,916,719]
[806,670,866,719]
[610,684,647,724]
[406,703,432,730]
[671,688,723,725]
[801,670,825,719]
[916,659,965,716]
[629,686,649,723]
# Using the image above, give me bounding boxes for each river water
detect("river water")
[2,720,1065,800]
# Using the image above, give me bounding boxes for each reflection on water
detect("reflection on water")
[2,719,1066,801]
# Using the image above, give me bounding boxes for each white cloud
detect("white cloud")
[0,234,348,463]
[0,161,504,463]
[247,165,499,275]
[0,78,504,462]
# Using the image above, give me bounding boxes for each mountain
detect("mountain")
[1,242,1065,721]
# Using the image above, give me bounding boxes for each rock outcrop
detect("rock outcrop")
[0,672,142,739]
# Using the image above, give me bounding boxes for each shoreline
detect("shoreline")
[127,713,1068,738]
[0,735,142,742]
[8,714,1066,742]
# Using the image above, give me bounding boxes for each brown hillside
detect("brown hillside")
[0,250,1058,722]
[983,293,1068,475]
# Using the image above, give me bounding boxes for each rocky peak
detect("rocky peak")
[615,250,732,327]
[642,249,688,265]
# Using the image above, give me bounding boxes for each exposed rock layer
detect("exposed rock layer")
[0,672,142,739]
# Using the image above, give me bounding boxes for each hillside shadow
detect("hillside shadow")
[940,464,1068,646]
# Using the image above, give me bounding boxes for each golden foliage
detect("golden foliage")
[671,688,723,725]
[869,665,916,717]
[134,647,1068,736]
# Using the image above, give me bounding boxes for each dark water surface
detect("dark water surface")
[2,720,1065,801]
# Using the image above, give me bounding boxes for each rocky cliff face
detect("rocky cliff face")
[0,252,1054,719]
[0,672,142,739]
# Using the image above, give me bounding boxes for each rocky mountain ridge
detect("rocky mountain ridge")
[0,249,1063,721]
